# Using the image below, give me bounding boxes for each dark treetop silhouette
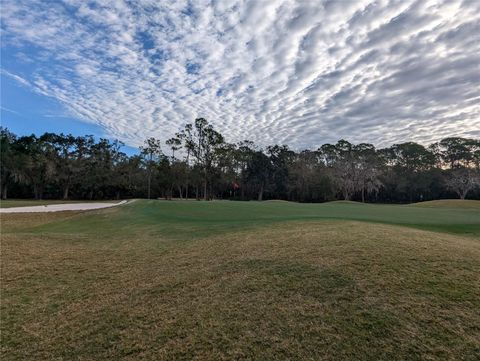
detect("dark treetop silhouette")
[1,120,479,202]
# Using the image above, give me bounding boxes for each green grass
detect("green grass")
[410,199,480,209]
[1,200,480,360]
[30,199,480,238]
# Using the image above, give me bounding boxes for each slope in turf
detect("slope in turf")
[410,199,480,209]
[30,199,480,240]
[2,215,479,360]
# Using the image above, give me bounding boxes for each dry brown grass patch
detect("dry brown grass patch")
[1,216,479,360]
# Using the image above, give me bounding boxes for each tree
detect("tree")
[44,133,78,199]
[15,135,56,199]
[320,140,358,200]
[169,160,188,199]
[444,168,480,199]
[140,137,162,199]
[267,145,294,200]
[181,118,224,200]
[166,136,182,161]
[1,127,479,203]
[287,150,327,202]
[246,150,272,200]
[0,128,19,199]
[354,143,383,202]
[386,142,436,202]
[114,154,143,199]
[234,140,256,200]
[177,126,194,199]
[437,137,477,168]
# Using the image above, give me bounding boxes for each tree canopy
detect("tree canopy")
[1,122,479,202]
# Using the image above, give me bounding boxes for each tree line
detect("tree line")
[1,119,480,202]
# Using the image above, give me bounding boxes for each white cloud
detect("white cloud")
[1,0,479,149]
[1,69,31,87]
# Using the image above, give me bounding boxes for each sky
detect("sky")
[1,0,479,153]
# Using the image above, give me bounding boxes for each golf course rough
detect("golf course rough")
[1,199,479,360]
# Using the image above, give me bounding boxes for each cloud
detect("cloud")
[0,106,20,115]
[1,69,31,87]
[1,0,479,149]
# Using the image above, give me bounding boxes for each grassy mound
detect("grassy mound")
[24,199,480,238]
[410,199,480,209]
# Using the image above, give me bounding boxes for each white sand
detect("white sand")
[0,200,128,213]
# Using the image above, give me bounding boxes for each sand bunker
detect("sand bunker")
[0,200,128,213]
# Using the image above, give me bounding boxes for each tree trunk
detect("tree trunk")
[2,184,7,200]
[147,169,152,199]
[203,170,208,201]
[361,188,365,203]
[258,183,264,201]
[178,185,183,199]
[185,151,190,201]
[63,185,69,200]
[116,191,120,200]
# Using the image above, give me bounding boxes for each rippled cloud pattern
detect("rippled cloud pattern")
[2,0,479,148]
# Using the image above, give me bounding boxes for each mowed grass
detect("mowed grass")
[410,199,480,209]
[1,200,480,360]
[29,199,480,238]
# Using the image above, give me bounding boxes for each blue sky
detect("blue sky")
[1,0,479,152]
[1,72,139,154]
